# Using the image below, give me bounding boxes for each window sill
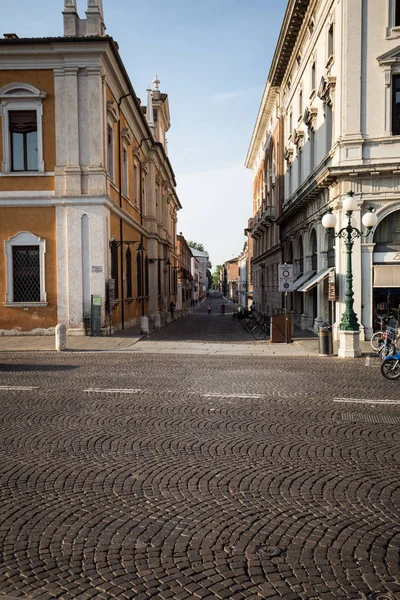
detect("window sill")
[125,298,134,304]
[4,302,48,308]
[0,172,53,177]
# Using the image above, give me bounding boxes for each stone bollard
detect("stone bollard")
[166,313,172,324]
[55,323,67,352]
[154,313,161,329]
[140,316,149,336]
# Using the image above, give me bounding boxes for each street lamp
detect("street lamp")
[322,190,378,357]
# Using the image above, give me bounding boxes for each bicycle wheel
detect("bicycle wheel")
[244,319,257,333]
[251,324,268,340]
[370,331,384,352]
[380,358,400,380]
[379,342,396,360]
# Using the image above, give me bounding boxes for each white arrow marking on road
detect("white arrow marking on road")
[84,388,143,394]
[334,397,400,405]
[0,386,38,391]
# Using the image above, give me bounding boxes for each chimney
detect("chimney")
[86,0,106,36]
[3,33,19,39]
[63,0,79,36]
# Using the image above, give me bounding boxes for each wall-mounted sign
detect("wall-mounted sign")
[328,269,336,301]
[279,264,293,292]
[92,266,103,273]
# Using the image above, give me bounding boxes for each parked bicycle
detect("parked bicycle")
[381,347,400,380]
[378,325,399,360]
[371,314,398,352]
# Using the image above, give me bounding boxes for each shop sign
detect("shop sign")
[328,270,336,301]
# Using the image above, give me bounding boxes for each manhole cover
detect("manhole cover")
[255,544,282,557]
[367,594,395,600]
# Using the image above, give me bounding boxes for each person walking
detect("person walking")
[207,303,212,314]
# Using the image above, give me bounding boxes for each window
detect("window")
[311,61,316,92]
[134,162,139,207]
[393,75,400,134]
[111,243,119,299]
[299,89,303,116]
[4,231,46,305]
[126,247,132,298]
[142,174,147,215]
[396,0,400,26]
[9,111,38,171]
[123,148,128,196]
[328,23,334,60]
[0,82,45,174]
[107,125,114,180]
[311,230,318,270]
[145,256,149,297]
[136,252,143,297]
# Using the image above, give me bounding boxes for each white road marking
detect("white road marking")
[203,393,265,399]
[84,388,143,394]
[0,386,38,391]
[334,397,400,405]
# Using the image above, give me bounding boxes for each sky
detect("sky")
[2,0,287,268]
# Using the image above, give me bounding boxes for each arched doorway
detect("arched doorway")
[372,209,400,328]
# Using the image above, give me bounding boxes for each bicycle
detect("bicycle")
[371,314,397,352]
[378,325,398,360]
[251,315,270,340]
[380,348,400,380]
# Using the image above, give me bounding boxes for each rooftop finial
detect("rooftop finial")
[153,75,160,91]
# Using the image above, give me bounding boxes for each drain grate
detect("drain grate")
[341,412,400,425]
[255,544,283,557]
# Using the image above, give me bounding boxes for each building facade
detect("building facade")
[0,0,181,335]
[247,0,400,347]
[177,234,193,313]
[189,247,209,298]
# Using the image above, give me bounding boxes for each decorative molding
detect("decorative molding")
[4,231,47,304]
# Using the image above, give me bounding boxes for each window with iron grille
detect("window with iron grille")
[126,247,132,298]
[111,244,119,299]
[12,246,40,302]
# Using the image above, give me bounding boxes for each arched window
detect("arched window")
[374,210,400,250]
[310,229,318,270]
[327,234,335,267]
[126,247,132,298]
[298,236,304,275]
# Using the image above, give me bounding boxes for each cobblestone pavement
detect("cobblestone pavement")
[0,330,399,599]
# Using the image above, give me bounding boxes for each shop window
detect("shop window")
[0,82,46,173]
[4,231,47,305]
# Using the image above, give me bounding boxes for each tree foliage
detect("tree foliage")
[187,241,205,252]
[212,264,223,288]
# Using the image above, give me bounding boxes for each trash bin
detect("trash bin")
[318,323,333,355]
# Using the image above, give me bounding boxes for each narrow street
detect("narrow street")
[0,310,399,600]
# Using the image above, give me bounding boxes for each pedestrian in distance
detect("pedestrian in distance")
[170,301,175,319]
[207,303,212,314]
[219,303,225,315]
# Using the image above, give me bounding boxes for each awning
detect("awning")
[293,270,316,291]
[374,265,400,287]
[298,267,335,292]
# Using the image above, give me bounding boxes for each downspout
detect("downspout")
[117,92,130,330]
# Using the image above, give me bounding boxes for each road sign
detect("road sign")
[279,264,293,292]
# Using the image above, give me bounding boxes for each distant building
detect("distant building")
[177,234,193,313]
[189,247,209,297]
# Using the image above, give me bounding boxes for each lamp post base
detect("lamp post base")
[338,329,361,358]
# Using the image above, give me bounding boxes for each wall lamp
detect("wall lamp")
[109,236,145,251]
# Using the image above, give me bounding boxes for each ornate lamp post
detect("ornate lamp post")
[322,191,378,357]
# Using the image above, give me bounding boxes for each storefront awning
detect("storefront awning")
[298,267,335,292]
[374,265,400,287]
[292,270,316,291]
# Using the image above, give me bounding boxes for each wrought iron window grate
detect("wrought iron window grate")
[12,245,40,302]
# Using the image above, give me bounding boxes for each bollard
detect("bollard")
[140,316,149,336]
[166,313,172,324]
[154,313,161,329]
[55,323,67,352]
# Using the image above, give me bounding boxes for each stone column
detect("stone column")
[64,67,81,195]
